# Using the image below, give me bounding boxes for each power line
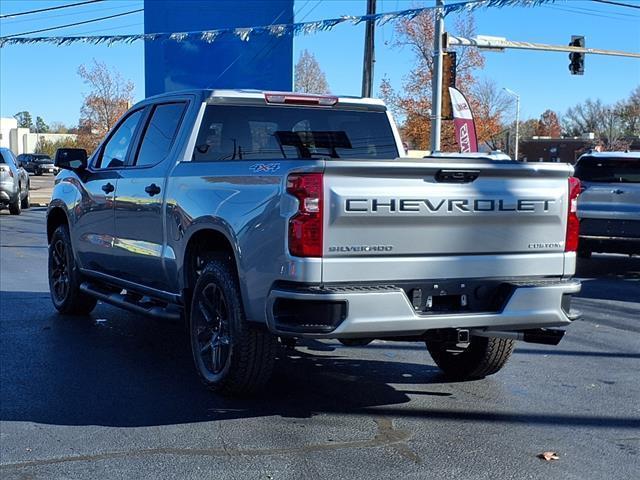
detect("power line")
[2,2,143,26]
[0,0,103,19]
[74,22,144,36]
[591,0,640,9]
[545,4,639,21]
[0,9,143,38]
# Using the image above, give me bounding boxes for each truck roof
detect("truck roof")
[140,89,387,109]
[578,151,640,160]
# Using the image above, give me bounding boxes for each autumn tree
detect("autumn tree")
[77,59,134,152]
[294,50,330,94]
[535,110,561,137]
[380,12,510,151]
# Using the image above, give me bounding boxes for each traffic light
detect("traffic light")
[569,35,585,75]
[441,51,457,120]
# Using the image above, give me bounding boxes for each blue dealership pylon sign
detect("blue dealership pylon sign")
[144,0,294,96]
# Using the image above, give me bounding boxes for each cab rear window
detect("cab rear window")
[575,157,640,184]
[192,105,399,161]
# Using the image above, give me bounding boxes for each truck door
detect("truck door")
[73,109,145,276]
[112,101,188,292]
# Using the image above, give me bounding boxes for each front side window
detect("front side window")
[135,103,186,167]
[192,105,399,162]
[97,109,143,169]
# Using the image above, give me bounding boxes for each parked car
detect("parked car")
[46,90,581,395]
[0,147,30,214]
[575,151,640,257]
[17,153,58,175]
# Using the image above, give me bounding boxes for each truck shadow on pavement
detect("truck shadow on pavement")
[1,291,639,431]
[576,255,640,303]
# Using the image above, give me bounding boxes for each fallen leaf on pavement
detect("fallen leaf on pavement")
[537,451,560,461]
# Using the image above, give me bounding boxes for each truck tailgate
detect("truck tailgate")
[322,159,573,282]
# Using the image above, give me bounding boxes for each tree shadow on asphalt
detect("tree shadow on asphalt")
[1,291,639,430]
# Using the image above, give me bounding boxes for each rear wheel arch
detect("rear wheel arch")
[183,228,241,297]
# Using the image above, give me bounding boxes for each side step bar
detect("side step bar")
[470,328,565,346]
[80,282,181,321]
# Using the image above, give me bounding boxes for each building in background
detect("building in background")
[520,137,595,164]
[520,135,640,163]
[144,0,294,96]
[0,117,77,156]
[0,117,17,150]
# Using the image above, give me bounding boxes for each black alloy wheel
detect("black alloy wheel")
[189,259,277,395]
[192,282,232,380]
[48,225,96,315]
[50,238,70,304]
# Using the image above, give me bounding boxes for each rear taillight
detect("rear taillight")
[287,173,323,257]
[566,176,581,252]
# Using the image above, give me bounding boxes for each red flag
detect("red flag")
[448,87,478,153]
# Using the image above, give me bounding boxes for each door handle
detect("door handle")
[101,182,115,194]
[145,183,161,196]
[611,189,624,194]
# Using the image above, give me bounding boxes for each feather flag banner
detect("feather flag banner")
[449,87,479,153]
[0,1,560,48]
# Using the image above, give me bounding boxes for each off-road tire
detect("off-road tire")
[189,259,278,395]
[8,191,21,215]
[426,336,515,380]
[21,187,30,209]
[48,224,97,315]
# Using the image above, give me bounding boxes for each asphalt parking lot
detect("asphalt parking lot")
[26,173,55,206]
[1,208,638,479]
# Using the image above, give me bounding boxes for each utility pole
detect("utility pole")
[430,0,445,152]
[503,88,520,160]
[361,0,376,98]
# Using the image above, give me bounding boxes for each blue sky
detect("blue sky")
[0,0,638,126]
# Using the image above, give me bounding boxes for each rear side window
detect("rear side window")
[135,102,187,167]
[192,105,399,162]
[0,151,6,164]
[575,157,640,183]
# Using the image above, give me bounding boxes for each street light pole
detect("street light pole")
[430,0,445,152]
[503,88,520,160]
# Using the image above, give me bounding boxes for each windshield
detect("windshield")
[193,105,399,161]
[34,155,52,162]
[575,156,640,184]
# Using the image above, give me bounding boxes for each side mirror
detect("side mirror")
[54,148,88,171]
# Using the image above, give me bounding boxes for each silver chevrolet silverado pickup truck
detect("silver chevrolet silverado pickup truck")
[47,90,581,394]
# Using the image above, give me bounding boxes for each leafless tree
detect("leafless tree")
[294,50,330,94]
[77,59,134,152]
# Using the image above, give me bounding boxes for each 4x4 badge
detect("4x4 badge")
[249,163,280,173]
